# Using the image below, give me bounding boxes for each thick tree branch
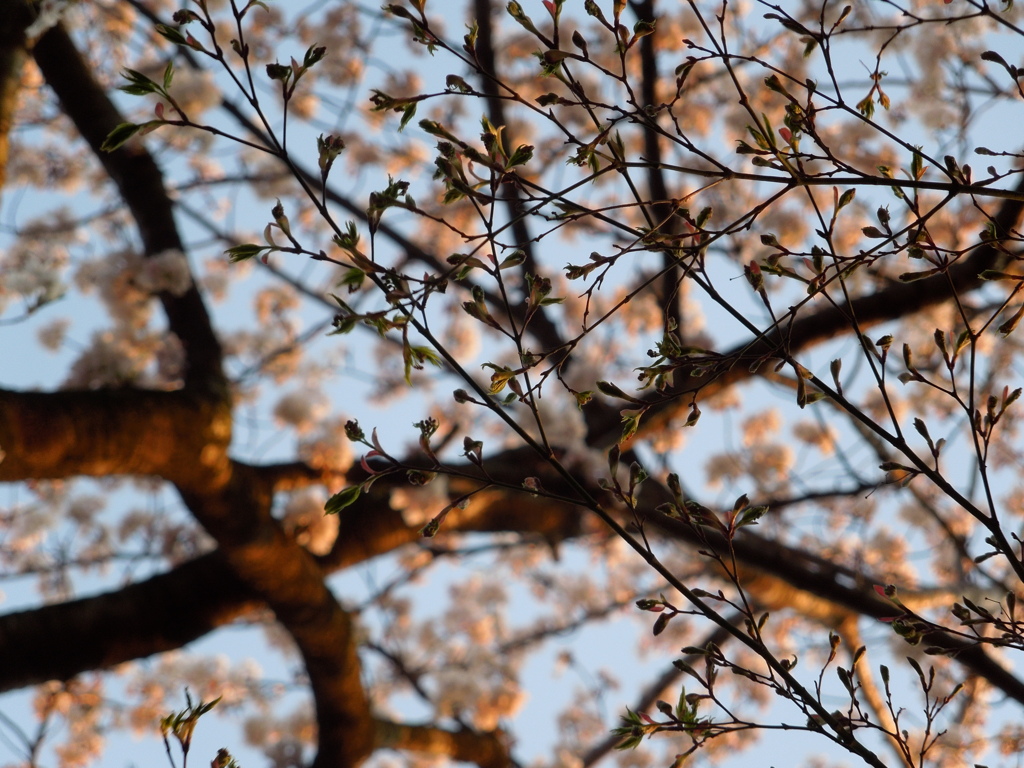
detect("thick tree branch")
[374,719,510,768]
[0,553,256,691]
[3,437,1019,715]
[26,23,374,764]
[0,391,372,764]
[0,387,232,490]
[0,452,583,692]
[0,0,31,195]
[174,464,373,768]
[31,21,224,389]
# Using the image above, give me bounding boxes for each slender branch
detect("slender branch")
[586,170,1024,446]
[582,618,738,767]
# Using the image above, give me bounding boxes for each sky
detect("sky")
[2,1,1024,767]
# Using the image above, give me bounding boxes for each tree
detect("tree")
[2,0,1024,766]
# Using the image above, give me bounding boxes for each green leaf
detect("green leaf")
[620,411,641,443]
[484,364,516,394]
[266,62,291,81]
[507,144,534,168]
[498,250,526,269]
[118,68,160,96]
[225,243,268,263]
[1005,388,1022,408]
[653,612,672,636]
[399,102,418,132]
[979,270,1023,281]
[155,24,188,46]
[597,380,644,403]
[607,444,620,476]
[910,148,924,181]
[632,18,656,38]
[737,505,768,527]
[304,44,327,68]
[684,403,700,427]
[386,3,415,19]
[898,268,941,282]
[339,268,365,292]
[325,486,362,514]
[537,92,567,107]
[507,0,539,35]
[629,461,648,489]
[584,0,609,24]
[1001,305,1024,336]
[101,122,144,152]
